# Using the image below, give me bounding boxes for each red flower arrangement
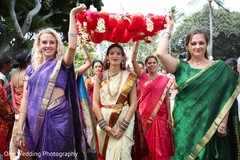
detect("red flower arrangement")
[76,10,166,44]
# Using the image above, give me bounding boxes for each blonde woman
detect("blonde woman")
[15,4,90,160]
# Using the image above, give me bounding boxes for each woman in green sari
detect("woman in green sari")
[156,14,240,160]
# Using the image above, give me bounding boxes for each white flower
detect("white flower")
[146,17,154,32]
[78,23,89,44]
[96,18,106,33]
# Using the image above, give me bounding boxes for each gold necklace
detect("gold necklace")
[107,70,123,97]
[192,60,204,66]
[108,70,120,78]
[148,74,158,81]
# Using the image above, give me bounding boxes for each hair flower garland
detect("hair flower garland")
[76,10,166,44]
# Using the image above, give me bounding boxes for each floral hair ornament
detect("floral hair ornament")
[76,10,166,44]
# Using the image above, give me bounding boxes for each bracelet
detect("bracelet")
[162,34,171,39]
[97,118,107,130]
[68,32,78,37]
[162,31,172,39]
[162,34,171,40]
[119,119,129,131]
[16,131,26,136]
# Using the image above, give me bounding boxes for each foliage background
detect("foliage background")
[0,1,239,65]
[170,5,240,60]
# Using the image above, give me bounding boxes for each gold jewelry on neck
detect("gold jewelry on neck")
[107,70,123,97]
[192,60,204,66]
[148,74,158,81]
[108,70,120,78]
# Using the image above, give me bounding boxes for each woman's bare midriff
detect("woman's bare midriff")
[49,87,65,104]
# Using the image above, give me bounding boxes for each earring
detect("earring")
[121,61,125,69]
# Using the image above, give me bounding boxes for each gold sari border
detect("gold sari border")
[188,76,240,159]
[47,95,65,110]
[118,73,137,105]
[103,104,124,109]
[81,98,97,148]
[38,58,62,116]
[35,58,62,141]
[144,78,173,135]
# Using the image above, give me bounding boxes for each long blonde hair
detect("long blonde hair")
[31,28,65,70]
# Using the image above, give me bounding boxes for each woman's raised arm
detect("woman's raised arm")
[156,14,178,74]
[64,4,86,66]
[131,41,142,78]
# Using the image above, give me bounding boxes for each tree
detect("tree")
[0,0,103,56]
[171,5,240,60]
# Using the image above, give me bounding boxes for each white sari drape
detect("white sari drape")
[97,70,135,160]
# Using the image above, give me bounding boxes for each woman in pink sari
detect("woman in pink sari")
[131,42,174,160]
[9,52,31,159]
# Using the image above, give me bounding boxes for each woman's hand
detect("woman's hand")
[112,128,124,140]
[216,123,227,137]
[15,134,28,150]
[167,117,172,129]
[104,125,115,137]
[70,4,87,15]
[165,13,174,31]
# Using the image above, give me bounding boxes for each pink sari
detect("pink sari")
[138,73,174,160]
[10,74,23,115]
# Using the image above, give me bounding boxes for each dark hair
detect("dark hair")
[92,59,103,69]
[13,50,31,69]
[185,29,209,61]
[103,43,126,70]
[137,60,144,67]
[144,55,158,73]
[178,52,187,60]
[0,53,12,70]
[225,58,238,73]
[145,55,158,65]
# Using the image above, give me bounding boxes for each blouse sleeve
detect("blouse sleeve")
[23,65,33,81]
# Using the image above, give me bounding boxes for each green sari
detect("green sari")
[173,60,240,160]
